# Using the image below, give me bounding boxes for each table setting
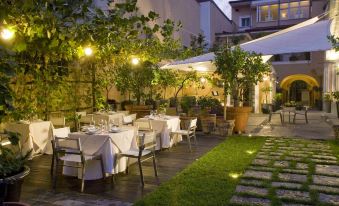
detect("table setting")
[63,123,138,180]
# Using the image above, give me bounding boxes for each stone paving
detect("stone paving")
[230,137,339,206]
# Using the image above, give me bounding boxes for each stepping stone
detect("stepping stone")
[264,143,274,146]
[318,193,339,205]
[270,152,284,156]
[248,166,276,172]
[272,182,303,189]
[252,159,271,166]
[316,165,339,177]
[307,144,330,149]
[279,147,294,150]
[274,161,290,168]
[243,170,272,180]
[240,179,265,187]
[235,185,268,196]
[261,149,272,152]
[309,185,339,194]
[313,155,337,160]
[313,175,339,187]
[276,189,311,202]
[292,151,313,155]
[257,155,280,160]
[278,173,307,183]
[229,195,271,206]
[296,163,308,170]
[282,169,308,175]
[289,153,309,158]
[284,156,303,161]
[281,203,312,206]
[310,159,337,165]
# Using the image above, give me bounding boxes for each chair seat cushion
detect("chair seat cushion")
[120,149,151,157]
[59,154,97,162]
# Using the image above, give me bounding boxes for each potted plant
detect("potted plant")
[0,132,31,206]
[215,46,270,133]
[332,91,339,118]
[323,92,332,113]
[261,86,272,114]
[273,93,282,111]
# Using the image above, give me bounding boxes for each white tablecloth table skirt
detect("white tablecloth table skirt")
[137,116,181,150]
[5,121,53,157]
[63,126,137,180]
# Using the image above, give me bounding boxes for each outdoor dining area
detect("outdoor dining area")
[1,109,199,192]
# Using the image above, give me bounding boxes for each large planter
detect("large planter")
[226,107,252,133]
[200,114,216,134]
[323,101,332,113]
[0,166,30,203]
[261,103,270,114]
[336,102,339,118]
[216,118,235,137]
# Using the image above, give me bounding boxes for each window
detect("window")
[240,16,251,28]
[279,1,310,20]
[271,52,311,62]
[258,4,278,22]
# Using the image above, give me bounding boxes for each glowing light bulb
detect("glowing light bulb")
[84,47,93,56]
[246,150,255,155]
[200,77,206,84]
[1,28,14,40]
[132,58,140,65]
[229,172,240,179]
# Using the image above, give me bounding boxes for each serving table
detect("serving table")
[136,115,181,150]
[5,120,53,158]
[63,126,137,180]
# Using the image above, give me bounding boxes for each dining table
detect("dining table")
[63,126,138,180]
[136,115,181,150]
[4,120,54,158]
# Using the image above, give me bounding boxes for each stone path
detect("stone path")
[230,137,339,206]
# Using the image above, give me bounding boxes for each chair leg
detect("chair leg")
[50,153,55,176]
[280,114,283,124]
[138,158,144,186]
[81,163,86,192]
[152,152,158,177]
[268,113,272,122]
[126,157,129,174]
[305,112,309,124]
[194,133,197,146]
[52,159,58,191]
[187,136,192,152]
[293,113,296,124]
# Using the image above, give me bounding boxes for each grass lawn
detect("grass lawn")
[134,136,266,206]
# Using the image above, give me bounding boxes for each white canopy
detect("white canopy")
[161,14,332,71]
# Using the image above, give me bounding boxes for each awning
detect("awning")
[240,17,332,55]
[161,14,332,71]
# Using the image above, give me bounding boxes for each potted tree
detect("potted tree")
[323,92,332,113]
[261,86,272,114]
[215,46,270,133]
[332,91,339,118]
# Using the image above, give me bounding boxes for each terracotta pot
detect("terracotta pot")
[226,107,252,133]
[0,166,30,203]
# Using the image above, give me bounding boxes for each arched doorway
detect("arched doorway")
[280,74,320,106]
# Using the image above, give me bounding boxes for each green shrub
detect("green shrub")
[180,96,196,113]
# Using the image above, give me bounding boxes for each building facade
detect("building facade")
[216,0,329,111]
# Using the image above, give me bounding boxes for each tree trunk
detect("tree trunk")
[224,95,227,120]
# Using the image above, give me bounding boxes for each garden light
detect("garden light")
[246,150,255,155]
[1,28,14,40]
[84,47,93,56]
[131,57,140,65]
[200,77,206,84]
[229,172,240,179]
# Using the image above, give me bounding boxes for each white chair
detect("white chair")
[120,132,158,186]
[171,118,197,152]
[52,136,105,192]
[123,113,137,125]
[51,127,70,175]
[293,106,309,124]
[78,112,93,125]
[134,119,163,148]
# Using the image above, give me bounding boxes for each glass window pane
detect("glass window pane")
[300,6,309,18]
[260,5,269,21]
[280,3,288,9]
[271,4,278,20]
[290,7,299,19]
[300,1,309,7]
[280,9,288,20]
[290,2,299,8]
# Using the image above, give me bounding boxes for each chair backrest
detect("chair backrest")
[137,132,156,152]
[54,136,82,155]
[76,111,87,117]
[123,113,137,124]
[53,127,70,140]
[134,119,153,131]
[50,116,66,128]
[189,118,198,129]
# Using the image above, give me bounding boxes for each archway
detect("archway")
[280,74,320,106]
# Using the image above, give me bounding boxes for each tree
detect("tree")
[214,45,271,118]
[329,35,339,51]
[157,69,177,98]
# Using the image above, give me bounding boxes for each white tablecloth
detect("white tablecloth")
[5,121,53,157]
[93,112,126,125]
[64,126,137,180]
[137,116,181,149]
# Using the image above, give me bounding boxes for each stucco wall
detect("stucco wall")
[210,2,234,46]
